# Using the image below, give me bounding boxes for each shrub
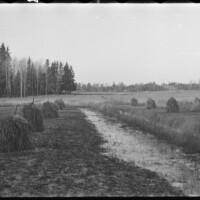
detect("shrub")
[146,98,156,109]
[166,97,179,112]
[42,102,59,118]
[131,98,138,106]
[0,115,33,152]
[54,99,66,110]
[22,103,44,132]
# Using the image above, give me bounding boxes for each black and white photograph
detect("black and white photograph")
[0,2,200,197]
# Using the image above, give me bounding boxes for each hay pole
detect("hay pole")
[31,97,41,105]
[14,104,19,115]
[31,97,40,105]
[32,97,35,105]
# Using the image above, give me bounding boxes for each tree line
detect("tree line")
[77,82,200,92]
[76,82,165,92]
[0,43,76,97]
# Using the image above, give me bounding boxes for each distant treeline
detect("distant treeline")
[0,43,76,97]
[77,82,200,92]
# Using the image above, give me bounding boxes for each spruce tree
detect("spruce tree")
[47,61,58,94]
[61,62,76,93]
[0,44,6,96]
[0,43,77,97]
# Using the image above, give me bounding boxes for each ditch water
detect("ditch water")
[81,108,200,196]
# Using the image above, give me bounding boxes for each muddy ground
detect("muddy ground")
[0,106,182,196]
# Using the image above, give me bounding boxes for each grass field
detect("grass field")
[0,106,181,196]
[1,89,200,107]
[1,90,200,153]
[87,101,200,153]
[1,90,200,195]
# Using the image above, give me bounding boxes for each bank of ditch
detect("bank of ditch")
[87,102,200,154]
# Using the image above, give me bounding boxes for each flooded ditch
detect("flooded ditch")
[81,108,200,196]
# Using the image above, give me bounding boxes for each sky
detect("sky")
[0,4,200,84]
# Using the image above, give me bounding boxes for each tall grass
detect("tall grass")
[88,102,200,153]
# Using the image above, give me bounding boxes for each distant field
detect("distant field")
[1,90,200,106]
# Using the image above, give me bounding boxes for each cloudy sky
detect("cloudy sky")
[0,4,200,84]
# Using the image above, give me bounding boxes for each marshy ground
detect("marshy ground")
[0,106,181,196]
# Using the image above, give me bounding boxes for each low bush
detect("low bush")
[146,98,156,109]
[22,103,44,132]
[42,102,59,118]
[0,115,33,152]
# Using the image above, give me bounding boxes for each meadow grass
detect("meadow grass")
[1,90,200,153]
[1,89,200,107]
[87,102,200,153]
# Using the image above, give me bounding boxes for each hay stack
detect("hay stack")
[0,115,33,152]
[42,102,59,118]
[131,97,138,106]
[146,98,156,109]
[54,99,66,110]
[194,97,200,104]
[22,103,44,132]
[166,97,179,112]
[191,97,200,112]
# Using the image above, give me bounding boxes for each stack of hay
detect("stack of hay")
[146,98,156,109]
[0,114,33,152]
[54,99,66,110]
[22,103,44,132]
[42,101,59,118]
[130,97,138,106]
[191,97,200,112]
[166,97,179,112]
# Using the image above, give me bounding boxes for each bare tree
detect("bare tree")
[17,58,27,98]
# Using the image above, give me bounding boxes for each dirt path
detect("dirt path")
[0,107,182,196]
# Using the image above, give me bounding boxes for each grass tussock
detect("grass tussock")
[42,102,59,118]
[0,115,33,153]
[54,99,66,110]
[22,103,44,132]
[88,102,200,153]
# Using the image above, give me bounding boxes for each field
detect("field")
[1,90,200,196]
[1,90,200,154]
[0,105,181,196]
[1,89,200,107]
